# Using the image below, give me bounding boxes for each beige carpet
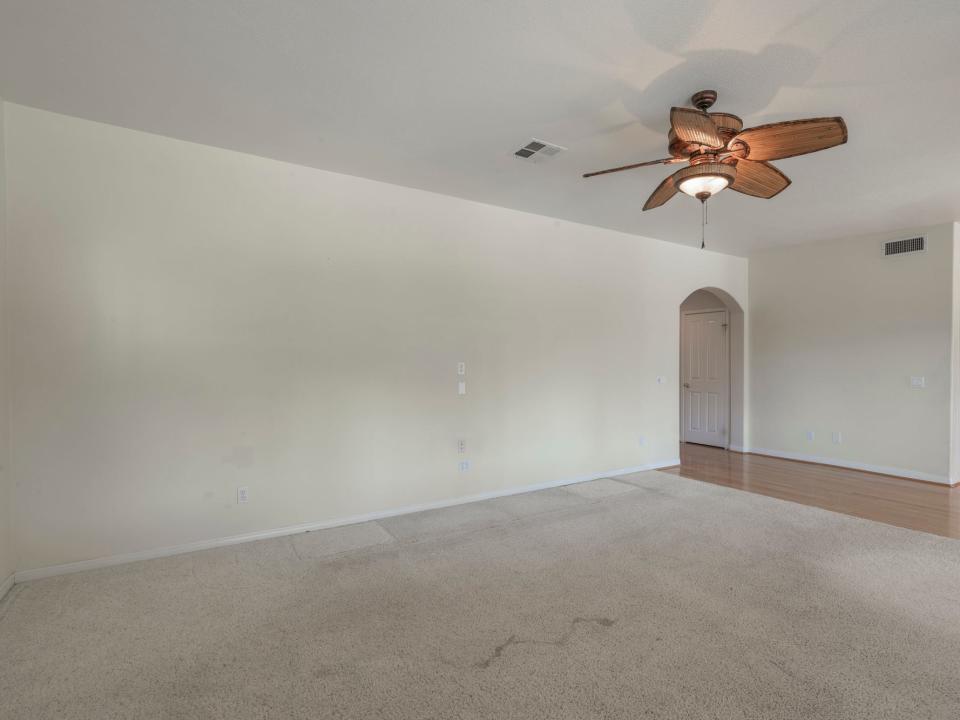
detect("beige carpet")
[2,470,959,719]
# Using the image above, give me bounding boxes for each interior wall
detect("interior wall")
[950,223,960,485]
[679,289,746,450]
[4,104,748,574]
[749,223,956,483]
[0,98,12,587]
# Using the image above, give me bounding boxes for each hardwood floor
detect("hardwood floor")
[662,443,960,539]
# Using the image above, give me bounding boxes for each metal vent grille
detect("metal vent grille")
[514,138,566,161]
[883,236,925,256]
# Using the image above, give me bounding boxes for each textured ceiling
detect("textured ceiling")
[1,0,958,255]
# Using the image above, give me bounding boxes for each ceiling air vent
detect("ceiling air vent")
[514,138,566,161]
[883,236,925,257]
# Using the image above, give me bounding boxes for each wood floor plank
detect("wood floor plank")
[661,443,960,539]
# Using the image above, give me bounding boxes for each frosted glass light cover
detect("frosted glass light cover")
[678,175,730,197]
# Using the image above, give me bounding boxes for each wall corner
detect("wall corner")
[950,222,960,484]
[0,96,14,589]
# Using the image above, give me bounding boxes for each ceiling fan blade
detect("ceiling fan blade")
[670,107,723,148]
[582,157,683,178]
[642,172,679,211]
[731,117,847,161]
[729,159,791,198]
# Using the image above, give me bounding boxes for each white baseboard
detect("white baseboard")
[748,447,951,485]
[13,458,679,584]
[0,573,13,601]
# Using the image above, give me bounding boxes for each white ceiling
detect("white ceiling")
[1,0,959,255]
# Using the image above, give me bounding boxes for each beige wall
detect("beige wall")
[4,104,748,574]
[0,98,12,586]
[749,223,957,483]
[2,100,956,582]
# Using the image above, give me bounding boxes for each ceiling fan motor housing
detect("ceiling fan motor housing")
[669,110,743,158]
[708,112,743,145]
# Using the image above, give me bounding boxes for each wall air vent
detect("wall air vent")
[514,138,566,161]
[883,236,925,257]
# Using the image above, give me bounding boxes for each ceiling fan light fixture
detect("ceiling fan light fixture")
[675,163,737,200]
[679,174,729,198]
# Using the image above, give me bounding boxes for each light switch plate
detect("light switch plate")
[457,362,466,376]
[237,487,249,504]
[458,381,466,395]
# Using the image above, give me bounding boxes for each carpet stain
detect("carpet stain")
[475,616,616,668]
[477,634,520,669]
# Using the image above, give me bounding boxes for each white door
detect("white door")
[682,310,728,447]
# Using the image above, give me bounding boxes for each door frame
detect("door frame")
[680,307,731,449]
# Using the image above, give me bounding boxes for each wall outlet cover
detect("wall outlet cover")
[237,487,249,504]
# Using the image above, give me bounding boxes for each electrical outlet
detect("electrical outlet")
[831,431,842,445]
[910,376,925,389]
[457,362,466,376]
[806,431,815,441]
[237,486,249,504]
[457,439,466,454]
[459,460,470,472]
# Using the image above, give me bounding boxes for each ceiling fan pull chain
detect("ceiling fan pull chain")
[701,199,707,250]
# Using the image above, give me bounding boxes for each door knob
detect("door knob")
[683,383,690,388]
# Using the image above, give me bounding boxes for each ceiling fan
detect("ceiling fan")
[583,90,847,211]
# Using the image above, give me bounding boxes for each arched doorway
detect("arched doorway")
[679,288,745,451]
